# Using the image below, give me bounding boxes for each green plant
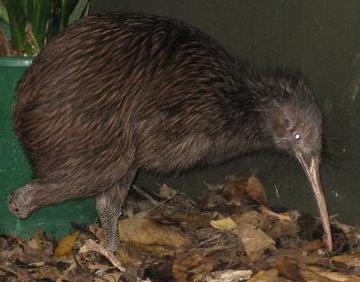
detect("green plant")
[0,0,90,56]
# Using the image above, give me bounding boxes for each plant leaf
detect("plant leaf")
[3,0,28,53]
[0,0,9,23]
[49,0,81,39]
[25,0,52,52]
[68,0,89,25]
[3,0,89,56]
[60,0,77,31]
[46,0,63,41]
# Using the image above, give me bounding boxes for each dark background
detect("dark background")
[90,0,360,225]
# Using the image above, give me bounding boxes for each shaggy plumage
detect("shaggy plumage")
[9,13,329,251]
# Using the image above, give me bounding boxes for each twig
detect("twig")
[135,194,177,217]
[259,205,293,221]
[202,241,243,256]
[79,239,126,273]
[132,185,160,205]
[199,233,224,247]
[177,192,198,208]
[72,247,95,276]
[0,264,29,282]
[204,269,253,281]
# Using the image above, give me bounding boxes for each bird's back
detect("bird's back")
[13,13,251,178]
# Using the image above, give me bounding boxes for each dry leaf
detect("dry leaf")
[248,269,279,282]
[54,231,79,257]
[204,269,253,282]
[223,175,267,206]
[158,212,211,228]
[136,244,176,257]
[24,231,54,258]
[222,177,247,205]
[300,269,337,282]
[302,266,360,282]
[203,181,223,192]
[210,217,237,231]
[200,190,228,209]
[259,205,297,221]
[333,219,360,242]
[118,218,188,248]
[116,243,146,266]
[232,211,265,227]
[246,175,268,205]
[264,217,299,239]
[89,224,106,242]
[0,176,359,281]
[94,272,122,282]
[159,183,177,199]
[273,248,323,266]
[302,239,324,252]
[173,252,215,282]
[235,223,275,261]
[331,252,360,268]
[272,256,305,281]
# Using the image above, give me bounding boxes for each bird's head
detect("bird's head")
[261,73,333,251]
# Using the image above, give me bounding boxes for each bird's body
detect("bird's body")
[9,13,332,251]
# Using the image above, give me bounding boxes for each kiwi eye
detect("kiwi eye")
[294,133,301,141]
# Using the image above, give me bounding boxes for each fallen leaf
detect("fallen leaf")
[300,269,337,282]
[302,239,324,252]
[302,265,360,282]
[200,190,228,209]
[320,272,360,282]
[156,212,211,228]
[135,244,176,258]
[273,248,324,266]
[173,252,215,282]
[259,205,297,221]
[264,217,299,239]
[159,184,177,199]
[24,231,54,258]
[1,176,359,281]
[210,217,237,231]
[118,218,188,248]
[248,269,279,282]
[232,211,265,228]
[116,242,146,266]
[223,175,267,206]
[246,175,268,205]
[203,181,223,192]
[222,177,247,206]
[54,232,79,257]
[331,252,360,268]
[204,269,253,282]
[89,224,105,242]
[94,272,122,282]
[272,256,305,281]
[235,223,275,261]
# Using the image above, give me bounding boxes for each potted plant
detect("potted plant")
[0,0,94,239]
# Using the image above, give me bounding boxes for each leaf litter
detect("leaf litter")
[1,175,359,281]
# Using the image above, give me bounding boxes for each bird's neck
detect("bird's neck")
[220,66,290,153]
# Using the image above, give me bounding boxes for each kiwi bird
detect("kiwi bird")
[9,13,332,252]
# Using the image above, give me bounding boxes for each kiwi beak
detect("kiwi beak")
[295,150,333,252]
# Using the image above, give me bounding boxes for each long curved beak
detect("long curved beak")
[294,149,333,252]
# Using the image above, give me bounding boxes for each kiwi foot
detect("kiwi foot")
[8,184,36,219]
[104,234,121,253]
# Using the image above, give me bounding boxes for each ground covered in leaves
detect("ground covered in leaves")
[1,175,360,281]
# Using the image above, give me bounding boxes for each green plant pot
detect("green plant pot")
[0,56,96,239]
